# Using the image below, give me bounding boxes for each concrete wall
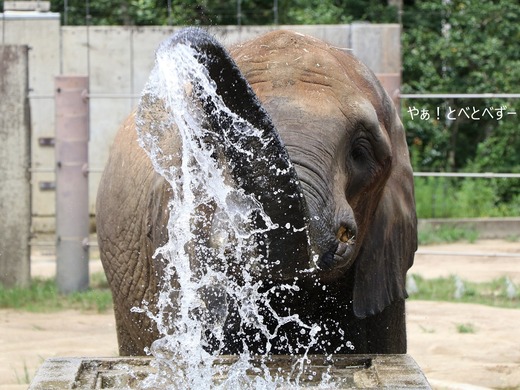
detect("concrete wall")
[0,13,401,232]
[0,12,61,232]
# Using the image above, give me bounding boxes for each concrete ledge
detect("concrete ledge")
[4,1,51,12]
[419,217,520,239]
[30,355,431,389]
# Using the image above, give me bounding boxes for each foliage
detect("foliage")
[413,176,520,219]
[408,275,520,309]
[456,323,475,334]
[4,0,518,217]
[0,273,112,313]
[50,0,179,25]
[44,0,398,26]
[16,363,32,385]
[418,222,478,245]
[467,124,520,206]
[401,0,520,215]
[282,0,397,25]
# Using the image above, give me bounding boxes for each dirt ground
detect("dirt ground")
[1,239,519,389]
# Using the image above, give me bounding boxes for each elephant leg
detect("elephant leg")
[114,310,144,356]
[365,298,407,354]
[110,296,160,356]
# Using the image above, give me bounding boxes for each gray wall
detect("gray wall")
[0,12,401,232]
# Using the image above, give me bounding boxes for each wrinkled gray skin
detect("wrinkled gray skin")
[96,28,417,356]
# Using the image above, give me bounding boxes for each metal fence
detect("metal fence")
[2,18,518,290]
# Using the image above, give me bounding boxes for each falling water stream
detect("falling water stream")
[132,35,336,389]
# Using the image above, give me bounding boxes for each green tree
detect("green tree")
[402,0,520,173]
[402,0,520,214]
[43,0,398,26]
[47,0,236,25]
[282,0,397,24]
[50,0,166,25]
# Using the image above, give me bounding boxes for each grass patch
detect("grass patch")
[407,274,520,309]
[414,176,520,219]
[14,361,32,385]
[3,272,517,312]
[418,224,479,245]
[419,325,435,334]
[505,235,520,243]
[0,272,112,313]
[456,323,476,334]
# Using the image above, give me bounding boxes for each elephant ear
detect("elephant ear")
[153,28,310,275]
[352,106,417,319]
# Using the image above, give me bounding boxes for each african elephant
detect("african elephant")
[96,28,417,356]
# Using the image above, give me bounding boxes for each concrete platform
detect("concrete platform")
[419,217,520,240]
[29,354,431,389]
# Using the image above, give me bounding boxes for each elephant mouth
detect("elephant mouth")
[316,225,357,272]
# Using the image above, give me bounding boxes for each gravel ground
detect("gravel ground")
[1,239,519,389]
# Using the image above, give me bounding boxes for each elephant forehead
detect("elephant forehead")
[232,30,343,69]
[234,39,344,83]
[232,31,373,115]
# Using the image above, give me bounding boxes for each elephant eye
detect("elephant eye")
[350,138,373,164]
[351,145,366,162]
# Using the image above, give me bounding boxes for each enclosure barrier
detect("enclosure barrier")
[55,75,90,293]
[30,88,520,266]
[402,91,520,223]
[400,93,520,99]
[1,17,517,286]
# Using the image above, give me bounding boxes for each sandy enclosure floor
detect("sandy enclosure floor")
[1,239,519,389]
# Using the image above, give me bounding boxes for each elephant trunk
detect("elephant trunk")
[259,106,359,280]
[169,28,311,280]
[292,158,359,277]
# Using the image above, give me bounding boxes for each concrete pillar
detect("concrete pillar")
[0,45,31,288]
[55,76,90,293]
[350,23,401,75]
[350,23,402,108]
[377,73,401,108]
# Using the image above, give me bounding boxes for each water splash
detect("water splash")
[505,276,517,300]
[133,34,331,389]
[453,275,465,300]
[406,274,419,296]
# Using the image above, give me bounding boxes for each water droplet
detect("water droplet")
[133,31,339,388]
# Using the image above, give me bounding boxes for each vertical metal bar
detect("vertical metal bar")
[55,76,90,293]
[167,0,172,26]
[237,0,241,25]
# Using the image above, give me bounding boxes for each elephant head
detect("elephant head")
[226,30,417,319]
[97,28,417,355]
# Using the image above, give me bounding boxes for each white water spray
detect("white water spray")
[133,34,335,389]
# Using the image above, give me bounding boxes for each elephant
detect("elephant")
[96,27,417,357]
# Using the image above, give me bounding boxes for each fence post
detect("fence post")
[55,76,90,293]
[0,45,31,288]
